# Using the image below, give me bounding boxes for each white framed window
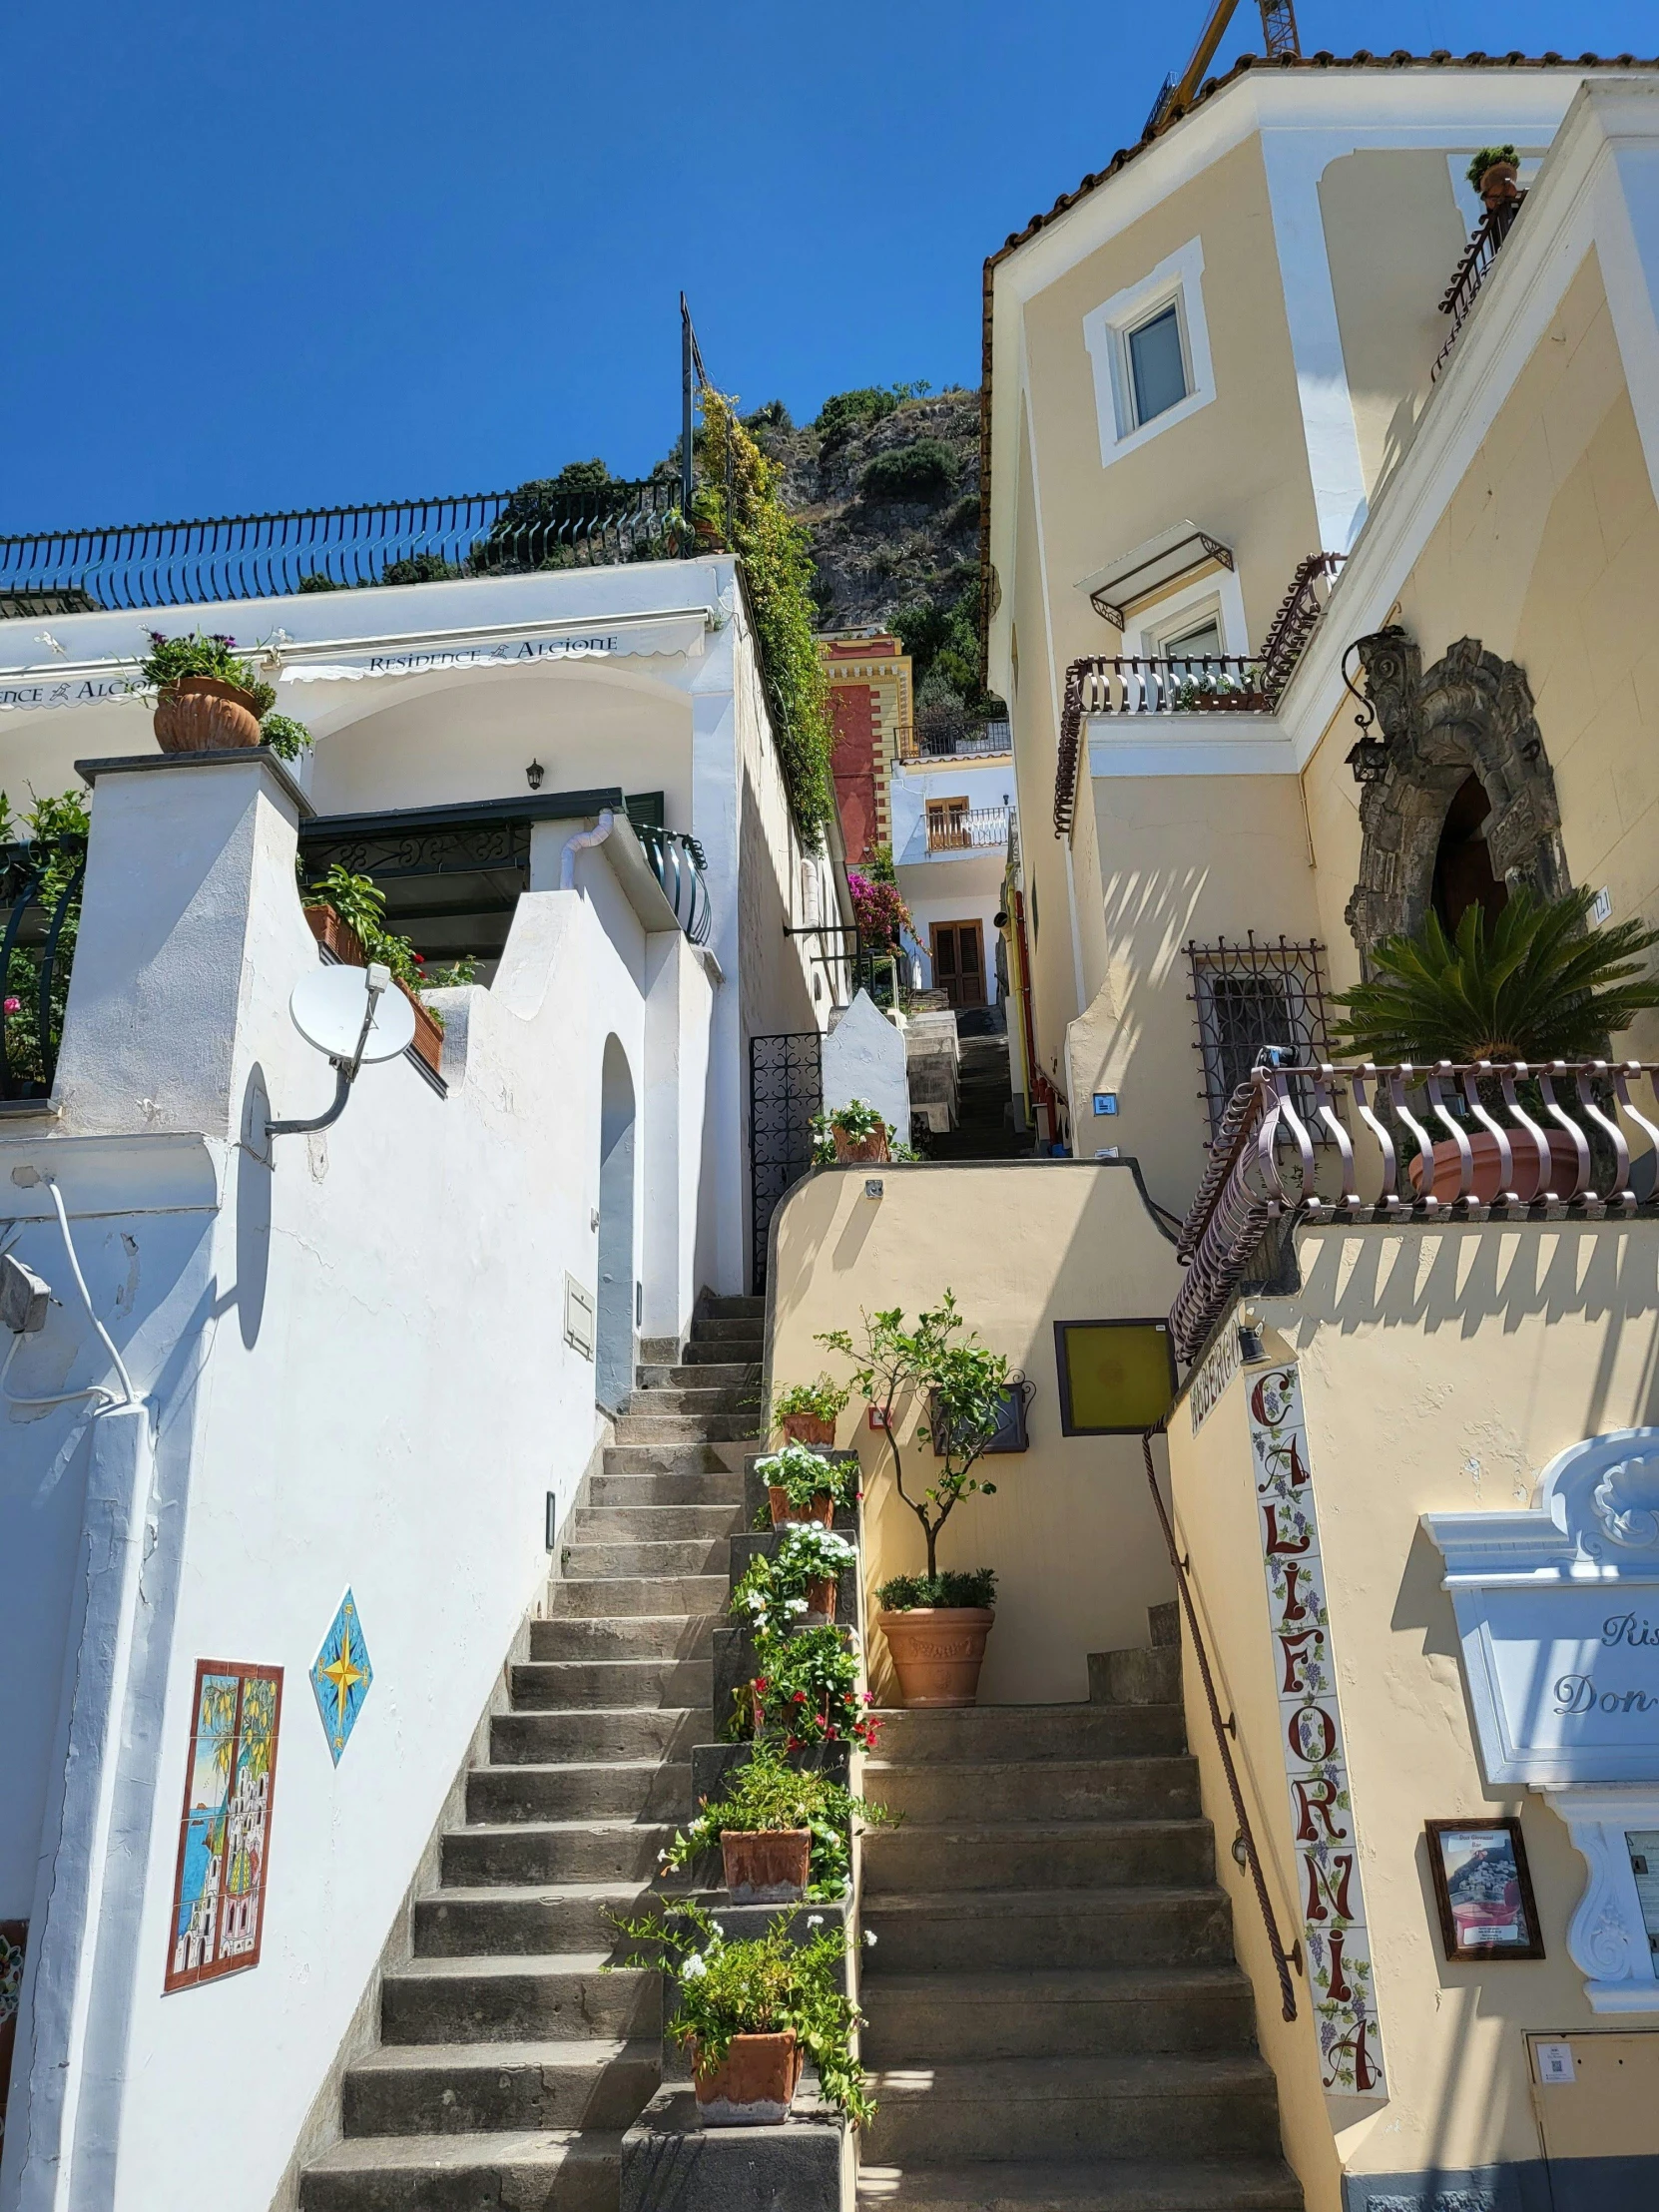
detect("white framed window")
[1082,238,1216,466]
[1123,567,1248,665]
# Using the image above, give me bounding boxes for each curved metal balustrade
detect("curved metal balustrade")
[0,481,685,615]
[633,825,711,945]
[1171,1058,1659,1362]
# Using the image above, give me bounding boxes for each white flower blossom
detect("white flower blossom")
[862,1930,877,1947]
[682,1953,708,1979]
[807,1914,825,1928]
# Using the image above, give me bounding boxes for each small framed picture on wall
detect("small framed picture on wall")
[1425,1817,1544,1961]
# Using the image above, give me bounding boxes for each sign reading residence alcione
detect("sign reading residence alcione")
[279,612,709,686]
[1246,1361,1387,2098]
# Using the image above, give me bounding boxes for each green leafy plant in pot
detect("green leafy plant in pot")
[810,1097,891,1165]
[607,1899,874,2128]
[655,1739,891,1903]
[732,1525,858,1637]
[141,630,313,761]
[770,1373,850,1446]
[820,1294,1015,1708]
[1331,886,1659,1202]
[754,1440,859,1529]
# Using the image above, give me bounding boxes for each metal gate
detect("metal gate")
[748,1031,823,1295]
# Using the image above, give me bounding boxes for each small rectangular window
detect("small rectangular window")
[1054,1320,1177,1435]
[1186,936,1334,1143]
[1128,305,1188,426]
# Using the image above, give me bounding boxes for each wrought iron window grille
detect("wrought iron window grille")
[748,1031,824,1294]
[1186,935,1335,1143]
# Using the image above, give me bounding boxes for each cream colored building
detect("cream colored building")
[984,53,1659,1215]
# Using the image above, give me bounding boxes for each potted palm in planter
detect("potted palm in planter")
[770,1375,849,1446]
[608,1900,874,2128]
[656,1740,890,1903]
[820,1293,1017,1708]
[1331,886,1659,1203]
[755,1441,859,1529]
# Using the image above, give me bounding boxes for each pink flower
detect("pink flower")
[2,996,20,1015]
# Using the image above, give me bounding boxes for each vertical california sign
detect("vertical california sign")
[1246,1362,1386,2097]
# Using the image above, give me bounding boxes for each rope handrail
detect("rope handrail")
[1141,1426,1300,2023]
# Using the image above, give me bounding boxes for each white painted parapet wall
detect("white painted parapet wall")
[0,748,717,2212]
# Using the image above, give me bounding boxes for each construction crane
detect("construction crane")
[1145,0,1300,135]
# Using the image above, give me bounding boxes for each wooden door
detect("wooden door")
[931,921,986,1010]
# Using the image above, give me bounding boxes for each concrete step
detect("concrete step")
[860,1818,1216,1895]
[637,1362,760,1389]
[562,1536,731,1579]
[527,1617,715,1663]
[443,1821,678,1887]
[613,1411,760,1444]
[626,1384,756,1416]
[681,1337,763,1365]
[415,1883,657,1959]
[380,1955,660,2044]
[1090,1647,1184,1707]
[686,1316,766,1343]
[569,1502,742,1543]
[701,1295,765,1320]
[466,1760,689,1825]
[870,1705,1186,1763]
[589,1471,745,1512]
[599,1441,743,1477]
[491,1708,701,1765]
[510,1656,713,1708]
[343,2036,660,2135]
[864,1757,1201,1827]
[851,2157,1304,2211]
[550,1574,728,1619]
[861,1888,1235,1972]
[858,1965,1255,2062]
[863,2053,1284,2165]
[1151,1601,1180,1647]
[299,2129,623,2212]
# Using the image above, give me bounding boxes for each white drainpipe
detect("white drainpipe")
[560,809,616,889]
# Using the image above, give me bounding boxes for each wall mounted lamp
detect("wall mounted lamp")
[526,759,545,791]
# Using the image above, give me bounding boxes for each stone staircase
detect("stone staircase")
[298,1296,764,2212]
[853,1602,1302,2212]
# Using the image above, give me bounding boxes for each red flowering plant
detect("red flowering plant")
[743,1625,879,1755]
[846,869,911,951]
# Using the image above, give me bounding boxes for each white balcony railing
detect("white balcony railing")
[925,805,1010,855]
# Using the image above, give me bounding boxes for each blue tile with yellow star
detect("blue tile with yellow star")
[309,1589,373,1764]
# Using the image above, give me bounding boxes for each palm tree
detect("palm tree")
[1330,887,1659,1066]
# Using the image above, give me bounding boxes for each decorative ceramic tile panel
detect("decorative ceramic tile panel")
[1246,1361,1386,2096]
[165,1662,282,1994]
[310,1589,374,1764]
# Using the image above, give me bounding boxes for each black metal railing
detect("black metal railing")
[1,840,86,1102]
[1170,1057,1659,1363]
[0,480,686,615]
[897,720,1013,763]
[1432,195,1525,381]
[635,825,711,945]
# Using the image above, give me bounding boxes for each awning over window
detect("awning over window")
[1076,522,1234,631]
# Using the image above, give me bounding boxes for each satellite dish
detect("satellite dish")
[289,964,415,1065]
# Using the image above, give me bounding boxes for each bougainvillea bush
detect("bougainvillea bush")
[847,868,912,950]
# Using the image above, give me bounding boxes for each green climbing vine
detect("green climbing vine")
[697,387,835,844]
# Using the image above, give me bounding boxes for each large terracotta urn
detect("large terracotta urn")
[1409,1128,1584,1205]
[153,677,263,753]
[877,1606,995,1709]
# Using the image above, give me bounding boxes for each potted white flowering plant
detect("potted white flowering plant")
[755,1440,860,1529]
[732,1524,858,1635]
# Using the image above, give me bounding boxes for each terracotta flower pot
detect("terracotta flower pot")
[693,2030,803,2127]
[802,1575,838,1625]
[397,978,444,1076]
[781,1411,836,1446]
[154,676,263,754]
[303,905,367,965]
[1408,1128,1584,1206]
[1478,159,1520,209]
[832,1125,889,1164]
[720,1827,811,1904]
[769,1486,834,1529]
[877,1606,995,1709]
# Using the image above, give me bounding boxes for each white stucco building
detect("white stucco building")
[889,724,1013,1009]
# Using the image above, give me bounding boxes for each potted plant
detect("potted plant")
[755,1440,859,1529]
[819,1294,1015,1708]
[771,1374,849,1446]
[656,1739,890,1902]
[302,864,446,1076]
[745,1623,880,1754]
[608,1900,874,2128]
[1331,886,1659,1203]
[140,630,315,761]
[732,1525,859,1637]
[811,1098,891,1165]
[1468,144,1520,211]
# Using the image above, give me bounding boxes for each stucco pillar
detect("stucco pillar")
[55,751,311,1140]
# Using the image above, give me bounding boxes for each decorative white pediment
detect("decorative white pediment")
[1425,1432,1659,2012]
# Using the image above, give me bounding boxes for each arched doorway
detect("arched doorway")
[596,1037,637,1414]
[1431,774,1508,935]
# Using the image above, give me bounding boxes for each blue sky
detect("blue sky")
[5,1,1654,531]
